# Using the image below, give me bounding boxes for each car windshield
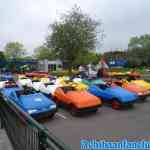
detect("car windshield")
[5,81,17,87]
[45,82,54,86]
[32,80,40,82]
[114,81,123,86]
[21,77,28,79]
[16,88,35,97]
[0,79,6,82]
[62,86,76,93]
[97,84,109,90]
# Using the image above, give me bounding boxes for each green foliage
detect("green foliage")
[74,51,101,65]
[4,42,26,59]
[34,45,57,60]
[103,34,150,68]
[128,34,150,50]
[46,6,104,70]
[127,34,150,67]
[20,65,30,72]
[0,51,6,68]
[0,51,6,61]
[5,60,16,71]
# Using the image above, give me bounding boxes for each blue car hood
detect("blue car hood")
[105,87,138,102]
[19,93,55,110]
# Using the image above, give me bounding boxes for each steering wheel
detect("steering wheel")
[106,80,113,86]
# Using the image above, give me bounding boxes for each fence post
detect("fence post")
[39,131,47,150]
[0,115,2,129]
[0,117,4,129]
[0,104,3,129]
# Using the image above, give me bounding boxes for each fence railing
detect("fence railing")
[0,95,71,150]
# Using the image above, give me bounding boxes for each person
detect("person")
[78,65,86,78]
[97,58,109,78]
[128,69,140,81]
[79,65,84,72]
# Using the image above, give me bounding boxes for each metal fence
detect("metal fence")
[0,96,71,150]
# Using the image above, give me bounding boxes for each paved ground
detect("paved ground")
[0,129,12,150]
[41,96,150,150]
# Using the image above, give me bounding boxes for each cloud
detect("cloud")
[0,0,150,54]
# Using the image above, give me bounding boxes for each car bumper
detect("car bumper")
[119,97,138,105]
[121,101,134,105]
[138,91,150,99]
[31,108,57,119]
[76,104,101,113]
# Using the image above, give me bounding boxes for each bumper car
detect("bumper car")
[61,81,88,91]
[27,79,44,91]
[25,72,37,78]
[17,74,26,78]
[88,83,138,109]
[67,81,88,91]
[71,78,88,90]
[17,77,32,86]
[28,79,59,95]
[40,77,50,84]
[130,80,150,90]
[109,71,128,77]
[0,79,8,89]
[0,81,22,98]
[25,71,48,78]
[1,72,13,81]
[55,76,70,85]
[72,82,88,90]
[40,83,60,95]
[56,77,88,91]
[82,79,106,86]
[54,86,102,115]
[112,80,150,98]
[127,71,141,79]
[5,87,57,118]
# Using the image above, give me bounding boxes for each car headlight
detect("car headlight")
[28,109,37,114]
[138,92,143,96]
[146,91,150,94]
[50,105,56,109]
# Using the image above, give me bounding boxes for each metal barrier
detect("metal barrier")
[0,96,71,150]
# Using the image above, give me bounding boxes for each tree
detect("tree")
[0,51,6,68]
[0,51,6,61]
[74,51,101,65]
[127,34,150,67]
[34,45,57,60]
[46,6,104,71]
[128,34,150,50]
[4,42,26,59]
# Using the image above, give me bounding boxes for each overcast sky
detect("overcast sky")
[1,0,150,54]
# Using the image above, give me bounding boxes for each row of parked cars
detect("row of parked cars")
[0,71,150,118]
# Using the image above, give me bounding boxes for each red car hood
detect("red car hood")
[123,83,148,94]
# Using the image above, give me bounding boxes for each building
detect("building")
[38,59,62,72]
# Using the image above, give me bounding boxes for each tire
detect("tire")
[70,105,79,116]
[128,103,134,108]
[111,100,121,109]
[53,96,59,106]
[49,112,55,118]
[92,108,98,113]
[0,93,3,99]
